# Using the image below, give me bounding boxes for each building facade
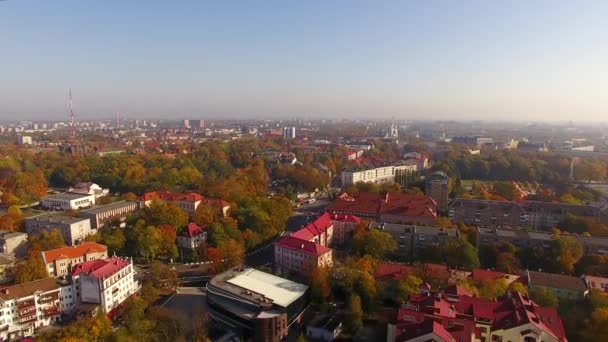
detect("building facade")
[41,242,108,277]
[341,165,396,186]
[371,222,459,258]
[0,230,28,257]
[25,213,94,246]
[41,192,96,211]
[425,171,449,213]
[526,270,589,300]
[177,223,207,249]
[274,236,333,276]
[79,201,138,228]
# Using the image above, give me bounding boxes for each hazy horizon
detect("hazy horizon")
[2,1,607,122]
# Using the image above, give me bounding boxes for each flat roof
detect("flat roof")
[80,201,137,214]
[26,212,90,225]
[43,192,93,200]
[225,268,308,308]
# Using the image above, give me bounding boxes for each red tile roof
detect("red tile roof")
[471,269,507,282]
[274,236,332,257]
[72,257,130,279]
[141,190,230,209]
[327,192,437,222]
[183,222,204,238]
[42,242,107,264]
[328,213,361,223]
[291,213,333,241]
[374,261,451,281]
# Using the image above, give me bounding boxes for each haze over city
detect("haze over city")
[2,0,607,122]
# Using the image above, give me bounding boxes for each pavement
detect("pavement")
[159,287,208,334]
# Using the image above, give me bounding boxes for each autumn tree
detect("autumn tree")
[158,226,178,260]
[550,235,583,274]
[311,267,331,303]
[582,308,608,341]
[352,228,397,259]
[388,275,423,304]
[146,200,188,232]
[193,204,216,227]
[219,238,245,269]
[344,294,363,333]
[29,228,66,251]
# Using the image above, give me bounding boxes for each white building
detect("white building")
[41,192,96,210]
[177,223,207,249]
[25,213,94,246]
[68,182,109,199]
[16,136,32,145]
[282,126,296,139]
[71,257,140,314]
[341,165,396,186]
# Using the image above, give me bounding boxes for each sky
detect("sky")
[1,0,607,122]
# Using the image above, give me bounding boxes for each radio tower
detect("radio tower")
[69,89,75,137]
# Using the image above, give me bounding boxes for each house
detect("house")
[177,223,207,249]
[25,213,94,246]
[306,315,342,342]
[469,268,520,285]
[388,290,567,342]
[329,213,360,245]
[526,270,589,300]
[41,192,96,211]
[41,242,108,277]
[68,182,109,199]
[327,192,437,225]
[273,236,333,276]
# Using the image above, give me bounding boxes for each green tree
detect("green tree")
[193,204,216,227]
[442,238,480,270]
[147,200,188,232]
[352,228,397,259]
[344,295,363,333]
[392,275,423,304]
[550,235,583,274]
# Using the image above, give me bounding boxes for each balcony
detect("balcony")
[43,306,60,318]
[16,300,35,310]
[18,316,37,324]
[18,307,36,317]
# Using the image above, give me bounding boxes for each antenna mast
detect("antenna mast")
[69,89,75,137]
[115,112,120,129]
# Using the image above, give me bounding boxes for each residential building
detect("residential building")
[425,171,449,213]
[451,136,494,147]
[450,198,608,229]
[282,126,296,139]
[41,242,108,277]
[305,315,342,342]
[79,201,138,228]
[341,165,396,186]
[16,135,33,145]
[139,190,230,217]
[327,192,437,225]
[518,141,549,153]
[273,236,333,276]
[526,270,589,300]
[0,278,66,341]
[68,182,109,199]
[41,192,96,210]
[370,222,459,258]
[582,275,608,295]
[177,223,207,249]
[388,290,567,342]
[328,213,360,245]
[477,227,608,256]
[0,230,28,257]
[25,213,94,246]
[71,257,139,315]
[291,213,334,247]
[0,254,16,284]
[206,267,309,342]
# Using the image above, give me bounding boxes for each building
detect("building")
[177,223,207,249]
[41,242,108,277]
[71,257,139,314]
[282,126,296,139]
[341,165,397,186]
[329,213,360,245]
[305,315,342,342]
[16,135,32,145]
[388,290,567,342]
[450,198,608,229]
[477,227,608,256]
[451,136,494,148]
[139,190,230,217]
[327,192,437,225]
[291,213,334,247]
[25,213,94,246]
[0,278,66,340]
[41,192,96,211]
[526,270,589,300]
[274,236,333,276]
[206,267,309,342]
[184,119,205,129]
[68,182,109,199]
[0,254,16,284]
[370,222,459,258]
[518,141,549,153]
[79,201,138,228]
[582,275,608,294]
[0,230,28,257]
[425,171,449,213]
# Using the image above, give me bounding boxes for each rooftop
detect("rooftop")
[72,257,131,279]
[0,277,60,301]
[43,192,94,200]
[80,201,137,214]
[41,242,107,264]
[370,222,459,237]
[527,270,588,292]
[26,212,90,225]
[327,192,437,220]
[274,236,332,257]
[0,230,27,240]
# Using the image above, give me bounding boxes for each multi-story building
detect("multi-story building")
[451,136,494,148]
[291,213,334,247]
[274,236,333,276]
[0,278,65,340]
[450,198,608,229]
[526,270,589,300]
[370,222,459,258]
[206,267,309,342]
[282,126,296,139]
[70,257,140,315]
[425,171,449,213]
[139,190,230,217]
[79,201,138,228]
[341,165,396,186]
[25,213,94,246]
[477,227,608,256]
[177,223,207,249]
[328,213,360,245]
[327,192,437,225]
[41,192,96,211]
[518,141,549,153]
[0,230,28,257]
[41,242,108,277]
[388,290,567,342]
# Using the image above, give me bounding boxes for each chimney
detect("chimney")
[2,289,8,295]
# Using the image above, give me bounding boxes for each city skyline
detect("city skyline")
[1,1,607,122]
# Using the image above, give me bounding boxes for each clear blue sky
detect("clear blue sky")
[1,0,607,121]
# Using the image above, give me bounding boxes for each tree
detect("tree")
[219,239,244,268]
[442,238,480,270]
[122,192,138,201]
[193,204,216,227]
[582,308,608,341]
[509,281,529,295]
[13,254,48,284]
[311,267,331,303]
[496,252,521,274]
[29,228,66,251]
[529,287,559,308]
[393,275,423,304]
[435,216,453,228]
[550,235,583,274]
[478,279,509,299]
[352,228,397,259]
[135,225,162,260]
[147,200,188,232]
[344,295,363,333]
[158,226,178,260]
[147,261,178,290]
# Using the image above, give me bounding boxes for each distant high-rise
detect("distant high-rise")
[183,119,205,129]
[282,126,296,139]
[425,171,449,213]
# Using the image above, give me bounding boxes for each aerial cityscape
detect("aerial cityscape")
[1,1,607,342]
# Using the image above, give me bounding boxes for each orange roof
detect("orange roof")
[41,242,107,264]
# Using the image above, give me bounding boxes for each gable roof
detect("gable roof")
[327,192,437,221]
[41,242,107,264]
[274,236,332,257]
[182,222,204,238]
[0,277,60,301]
[72,257,130,279]
[291,213,333,241]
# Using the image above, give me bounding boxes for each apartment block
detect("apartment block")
[41,242,108,277]
[370,222,459,258]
